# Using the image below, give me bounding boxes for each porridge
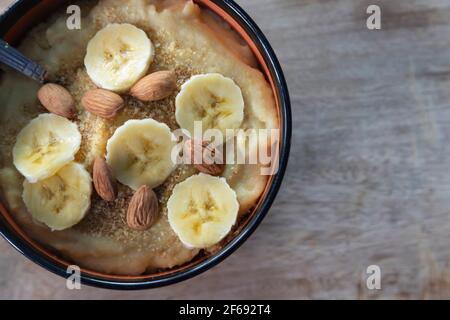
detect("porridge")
[0,0,278,275]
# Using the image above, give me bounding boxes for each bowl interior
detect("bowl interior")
[0,0,288,288]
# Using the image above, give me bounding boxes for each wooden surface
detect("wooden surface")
[3,0,450,299]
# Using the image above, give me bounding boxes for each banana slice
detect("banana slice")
[168,173,239,248]
[12,113,81,183]
[175,73,244,135]
[22,162,92,231]
[84,23,154,92]
[106,119,176,190]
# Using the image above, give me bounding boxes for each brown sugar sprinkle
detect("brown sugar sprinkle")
[74,185,132,237]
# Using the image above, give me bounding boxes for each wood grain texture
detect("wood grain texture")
[2,0,450,299]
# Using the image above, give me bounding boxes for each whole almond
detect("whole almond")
[37,83,76,118]
[127,186,159,231]
[82,89,124,119]
[93,157,118,202]
[184,139,225,176]
[130,70,177,102]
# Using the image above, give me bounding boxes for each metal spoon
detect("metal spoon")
[0,39,47,83]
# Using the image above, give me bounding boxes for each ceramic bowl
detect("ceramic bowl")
[0,0,291,289]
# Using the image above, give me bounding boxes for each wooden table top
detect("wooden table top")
[2,0,450,299]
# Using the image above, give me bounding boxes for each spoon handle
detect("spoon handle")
[0,39,47,83]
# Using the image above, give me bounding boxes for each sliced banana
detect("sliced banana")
[84,23,154,92]
[12,113,81,183]
[175,73,244,135]
[106,119,176,190]
[22,162,92,231]
[168,173,239,248]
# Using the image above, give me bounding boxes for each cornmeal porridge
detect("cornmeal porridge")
[0,0,278,275]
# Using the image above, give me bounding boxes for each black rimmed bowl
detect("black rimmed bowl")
[0,0,291,290]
